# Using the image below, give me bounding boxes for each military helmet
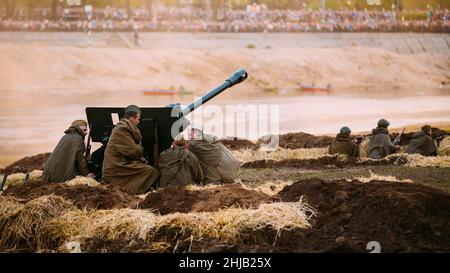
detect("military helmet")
[377,118,390,128]
[340,126,351,135]
[421,125,431,133]
[71,119,88,127]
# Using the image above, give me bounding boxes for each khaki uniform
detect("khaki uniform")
[159,146,204,187]
[406,131,437,156]
[102,118,159,195]
[329,133,359,158]
[367,127,398,159]
[43,126,90,183]
[188,135,240,184]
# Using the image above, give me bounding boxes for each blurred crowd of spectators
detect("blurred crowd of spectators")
[1,6,449,33]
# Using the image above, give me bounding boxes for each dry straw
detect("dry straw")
[0,196,25,215]
[10,199,315,252]
[0,195,76,250]
[252,180,294,196]
[359,137,370,158]
[232,148,328,162]
[185,184,222,191]
[2,170,42,190]
[405,154,450,168]
[65,176,99,187]
[186,180,293,196]
[356,170,413,183]
[1,174,98,193]
[153,200,315,242]
[236,180,294,196]
[49,209,157,244]
[438,137,450,156]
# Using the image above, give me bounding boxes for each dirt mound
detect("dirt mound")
[257,132,333,149]
[221,138,257,150]
[279,132,333,149]
[256,132,333,149]
[165,179,449,253]
[1,153,50,175]
[241,156,354,169]
[269,179,450,252]
[139,184,277,215]
[241,154,410,169]
[4,181,140,210]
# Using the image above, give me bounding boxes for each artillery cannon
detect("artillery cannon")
[85,69,248,179]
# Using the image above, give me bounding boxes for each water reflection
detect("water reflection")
[1,87,449,158]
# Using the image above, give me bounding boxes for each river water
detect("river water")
[1,86,449,158]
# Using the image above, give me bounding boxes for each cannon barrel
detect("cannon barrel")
[181,69,248,116]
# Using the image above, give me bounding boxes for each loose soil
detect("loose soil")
[221,138,258,150]
[120,179,450,253]
[1,153,50,175]
[236,179,450,252]
[2,173,449,253]
[139,183,278,214]
[3,181,140,210]
[258,132,333,149]
[240,154,408,169]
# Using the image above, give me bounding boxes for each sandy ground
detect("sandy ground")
[0,44,449,94]
[0,42,449,158]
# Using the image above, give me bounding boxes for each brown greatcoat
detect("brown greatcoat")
[102,118,159,195]
[367,127,398,159]
[329,133,359,158]
[406,131,437,156]
[158,146,204,187]
[188,134,240,184]
[43,126,90,183]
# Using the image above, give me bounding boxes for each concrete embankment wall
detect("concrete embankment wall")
[0,32,449,54]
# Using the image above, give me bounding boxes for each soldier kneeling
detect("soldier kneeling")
[187,125,240,184]
[158,135,204,187]
[406,125,437,156]
[329,126,359,158]
[367,118,400,159]
[43,120,95,183]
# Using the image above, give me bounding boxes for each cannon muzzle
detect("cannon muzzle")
[181,69,248,116]
[226,68,248,87]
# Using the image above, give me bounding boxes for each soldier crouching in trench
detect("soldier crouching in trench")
[367,118,401,159]
[102,105,160,195]
[329,126,360,159]
[187,125,240,184]
[158,134,204,187]
[406,125,438,156]
[43,120,95,183]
